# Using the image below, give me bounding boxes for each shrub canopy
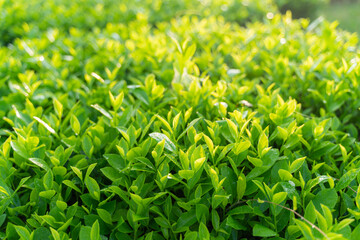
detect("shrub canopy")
[1,0,360,240]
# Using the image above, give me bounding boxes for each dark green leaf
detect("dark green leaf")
[253,224,277,237]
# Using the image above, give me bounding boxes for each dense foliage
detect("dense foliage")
[1,0,360,239]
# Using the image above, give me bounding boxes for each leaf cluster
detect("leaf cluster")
[1,0,360,240]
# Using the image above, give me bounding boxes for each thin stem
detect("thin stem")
[333,177,357,194]
[227,199,329,240]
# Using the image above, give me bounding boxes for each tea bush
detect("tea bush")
[275,0,328,19]
[1,0,360,240]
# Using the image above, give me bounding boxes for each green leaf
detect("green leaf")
[38,215,57,228]
[85,176,101,201]
[237,173,246,201]
[178,170,194,180]
[91,220,100,240]
[257,130,268,156]
[71,166,83,181]
[196,204,208,222]
[86,163,97,178]
[234,140,251,155]
[109,91,124,111]
[145,232,154,240]
[33,227,51,240]
[289,157,306,173]
[176,211,197,231]
[0,186,9,197]
[91,104,112,119]
[211,210,220,231]
[149,132,176,152]
[135,157,155,170]
[313,188,338,210]
[194,157,206,172]
[133,88,149,105]
[43,170,53,190]
[177,118,201,140]
[79,226,91,240]
[226,119,238,140]
[272,192,287,204]
[15,177,30,193]
[155,115,173,134]
[184,232,198,240]
[39,190,56,199]
[335,168,360,191]
[247,156,262,167]
[14,225,31,240]
[294,219,314,240]
[56,200,67,211]
[203,134,214,155]
[335,218,353,232]
[82,135,93,157]
[34,116,56,134]
[50,227,61,240]
[28,158,50,171]
[253,224,277,237]
[104,154,126,172]
[278,169,292,181]
[0,214,6,228]
[154,217,171,228]
[321,204,333,228]
[97,208,112,225]
[101,167,122,181]
[212,194,230,209]
[226,216,246,230]
[199,222,210,240]
[351,223,360,240]
[63,180,82,193]
[172,112,181,130]
[11,141,29,159]
[304,201,317,224]
[53,98,63,119]
[58,217,73,232]
[316,210,327,231]
[228,206,253,216]
[71,114,81,135]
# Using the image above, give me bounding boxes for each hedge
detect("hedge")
[1,0,360,239]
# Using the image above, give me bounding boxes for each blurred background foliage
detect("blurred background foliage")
[0,0,358,46]
[278,0,360,33]
[320,0,360,33]
[0,0,277,46]
[276,0,329,19]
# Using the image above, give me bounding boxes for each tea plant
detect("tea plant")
[1,0,360,239]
